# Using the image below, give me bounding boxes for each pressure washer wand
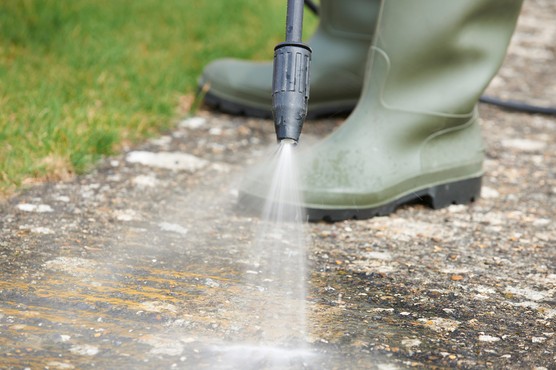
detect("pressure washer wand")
[272,0,312,143]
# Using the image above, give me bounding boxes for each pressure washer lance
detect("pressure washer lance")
[272,0,312,144]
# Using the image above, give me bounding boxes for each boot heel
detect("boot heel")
[428,177,482,209]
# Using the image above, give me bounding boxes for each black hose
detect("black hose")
[479,95,556,116]
[302,1,555,116]
[304,0,319,16]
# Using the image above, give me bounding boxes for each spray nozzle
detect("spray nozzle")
[272,0,311,144]
[272,42,311,143]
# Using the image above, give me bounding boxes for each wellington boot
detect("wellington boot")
[199,0,379,118]
[241,0,523,221]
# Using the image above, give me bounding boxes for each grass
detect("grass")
[0,0,318,197]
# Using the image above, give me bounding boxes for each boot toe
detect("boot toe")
[200,58,273,114]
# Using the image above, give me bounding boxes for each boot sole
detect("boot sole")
[202,90,355,120]
[308,176,482,222]
[238,176,481,222]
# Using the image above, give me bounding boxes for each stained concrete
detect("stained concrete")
[1,0,555,369]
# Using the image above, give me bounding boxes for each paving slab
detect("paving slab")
[1,0,555,369]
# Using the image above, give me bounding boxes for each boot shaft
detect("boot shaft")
[368,0,524,116]
[306,0,381,105]
[318,0,379,41]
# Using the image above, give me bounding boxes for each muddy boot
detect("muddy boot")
[241,0,523,221]
[199,0,379,118]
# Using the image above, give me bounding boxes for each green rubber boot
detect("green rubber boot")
[199,0,379,118]
[241,0,523,221]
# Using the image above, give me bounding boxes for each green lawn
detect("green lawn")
[0,0,317,197]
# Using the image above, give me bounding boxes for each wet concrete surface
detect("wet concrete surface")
[1,0,555,369]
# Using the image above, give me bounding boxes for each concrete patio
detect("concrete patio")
[1,0,554,368]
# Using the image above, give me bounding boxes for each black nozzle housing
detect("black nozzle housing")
[272,42,312,143]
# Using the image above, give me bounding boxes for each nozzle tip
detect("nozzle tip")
[279,138,298,146]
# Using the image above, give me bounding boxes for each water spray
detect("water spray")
[272,0,312,143]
